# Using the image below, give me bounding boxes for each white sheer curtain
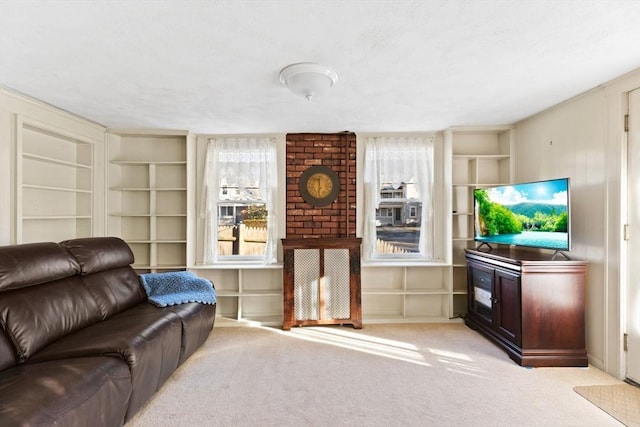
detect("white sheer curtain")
[363,136,435,260]
[200,137,278,263]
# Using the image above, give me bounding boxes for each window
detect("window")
[363,135,435,260]
[201,137,278,263]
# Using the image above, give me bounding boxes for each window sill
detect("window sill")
[361,260,450,267]
[190,262,283,270]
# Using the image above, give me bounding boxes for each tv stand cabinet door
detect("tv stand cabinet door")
[494,268,521,346]
[466,261,494,327]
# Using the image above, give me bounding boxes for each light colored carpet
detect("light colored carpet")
[574,383,640,427]
[128,323,626,427]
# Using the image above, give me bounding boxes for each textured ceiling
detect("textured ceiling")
[1,0,639,134]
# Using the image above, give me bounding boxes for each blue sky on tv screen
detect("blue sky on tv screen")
[486,179,568,206]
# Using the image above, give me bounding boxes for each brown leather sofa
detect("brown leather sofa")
[0,237,216,426]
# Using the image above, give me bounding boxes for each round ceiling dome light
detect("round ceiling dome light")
[279,62,338,101]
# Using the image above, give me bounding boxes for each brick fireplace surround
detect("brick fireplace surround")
[285,132,357,238]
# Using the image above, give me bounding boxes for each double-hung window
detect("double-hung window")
[362,135,436,261]
[201,137,278,263]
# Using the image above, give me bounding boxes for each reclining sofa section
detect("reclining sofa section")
[0,237,216,426]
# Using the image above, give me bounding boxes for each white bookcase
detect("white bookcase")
[17,118,95,243]
[361,264,452,323]
[191,265,283,327]
[445,125,514,318]
[107,130,191,272]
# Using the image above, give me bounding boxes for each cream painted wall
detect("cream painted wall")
[514,69,640,377]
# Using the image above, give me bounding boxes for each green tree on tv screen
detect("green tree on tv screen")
[555,212,568,232]
[475,189,522,236]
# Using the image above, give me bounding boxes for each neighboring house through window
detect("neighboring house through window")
[362,135,436,260]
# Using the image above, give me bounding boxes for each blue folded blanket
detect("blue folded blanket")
[139,271,216,307]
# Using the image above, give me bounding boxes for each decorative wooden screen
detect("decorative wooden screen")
[282,237,362,330]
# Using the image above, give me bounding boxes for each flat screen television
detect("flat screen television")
[473,177,570,255]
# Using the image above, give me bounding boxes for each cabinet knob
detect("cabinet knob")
[492,298,499,304]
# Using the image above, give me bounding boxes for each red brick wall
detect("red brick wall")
[285,133,357,238]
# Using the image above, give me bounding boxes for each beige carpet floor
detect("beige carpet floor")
[574,383,640,427]
[128,323,626,427]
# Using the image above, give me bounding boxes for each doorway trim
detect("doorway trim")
[622,86,640,383]
[604,69,640,379]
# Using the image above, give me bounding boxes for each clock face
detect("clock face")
[306,173,333,199]
[299,165,340,207]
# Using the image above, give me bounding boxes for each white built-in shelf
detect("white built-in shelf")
[18,119,94,243]
[194,263,283,269]
[109,187,187,191]
[360,264,453,323]
[109,213,187,217]
[107,131,189,273]
[23,215,92,220]
[191,266,283,327]
[23,184,92,193]
[133,265,186,270]
[445,125,514,319]
[111,160,187,165]
[364,288,449,295]
[23,152,92,169]
[452,154,510,159]
[216,289,281,297]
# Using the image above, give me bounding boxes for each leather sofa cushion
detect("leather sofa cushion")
[0,276,101,362]
[29,303,183,421]
[166,303,216,365]
[0,242,80,291]
[0,332,16,371]
[80,267,147,319]
[0,356,131,427]
[61,237,134,275]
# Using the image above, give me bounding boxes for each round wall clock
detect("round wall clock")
[299,165,341,207]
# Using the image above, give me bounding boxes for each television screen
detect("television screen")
[473,178,570,251]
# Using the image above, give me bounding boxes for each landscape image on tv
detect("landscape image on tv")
[474,178,570,251]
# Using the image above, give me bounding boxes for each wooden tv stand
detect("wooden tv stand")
[464,248,588,367]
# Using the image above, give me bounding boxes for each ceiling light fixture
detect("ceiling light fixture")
[279,62,338,101]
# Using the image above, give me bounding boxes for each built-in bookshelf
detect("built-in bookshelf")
[191,265,283,327]
[361,264,452,323]
[17,118,95,243]
[107,130,191,273]
[445,125,514,318]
